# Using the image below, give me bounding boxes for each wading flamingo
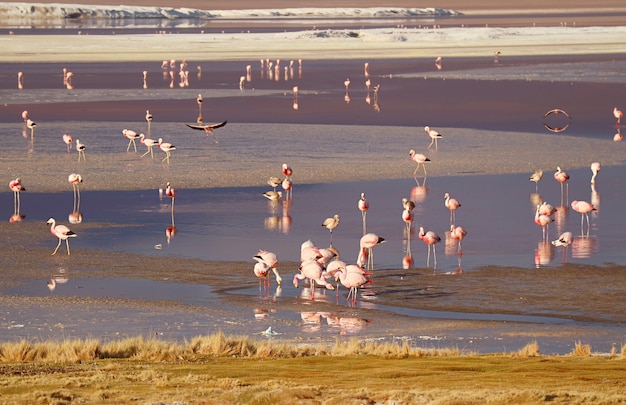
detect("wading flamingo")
[165,182,176,224]
[534,204,554,242]
[281,177,292,200]
[424,126,442,150]
[68,173,82,212]
[62,134,73,153]
[409,149,430,183]
[590,162,601,184]
[122,129,139,152]
[9,178,25,215]
[418,227,441,269]
[47,217,77,255]
[357,233,385,270]
[401,208,414,234]
[554,167,570,205]
[449,224,467,254]
[267,176,282,191]
[552,231,573,262]
[76,139,86,162]
[571,200,596,236]
[139,133,157,158]
[333,264,372,306]
[253,250,282,287]
[145,110,153,136]
[293,259,334,301]
[282,163,293,179]
[444,192,461,225]
[158,138,176,163]
[358,193,369,235]
[614,107,623,127]
[322,214,340,245]
[26,119,36,140]
[529,170,543,192]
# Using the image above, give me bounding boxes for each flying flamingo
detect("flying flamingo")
[139,133,158,158]
[358,193,369,235]
[529,170,543,192]
[253,250,282,287]
[293,259,334,301]
[424,126,442,150]
[322,214,340,245]
[62,134,73,153]
[122,129,140,152]
[614,107,623,127]
[418,227,441,269]
[449,225,467,255]
[357,232,385,270]
[444,192,461,225]
[554,167,570,205]
[590,162,601,184]
[145,110,153,136]
[158,138,176,163]
[571,200,597,236]
[409,149,430,183]
[76,139,86,162]
[185,121,228,143]
[9,178,25,215]
[332,264,372,306]
[534,204,554,242]
[68,173,82,212]
[47,217,77,255]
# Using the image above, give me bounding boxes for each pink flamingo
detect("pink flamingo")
[333,264,372,305]
[409,149,430,183]
[185,121,228,143]
[68,173,82,212]
[253,261,271,289]
[282,163,293,179]
[293,259,334,301]
[47,217,77,255]
[614,107,623,127]
[62,134,73,153]
[554,167,570,205]
[165,182,176,224]
[158,138,176,163]
[538,201,556,217]
[571,200,597,236]
[139,133,158,158]
[590,162,601,184]
[401,208,414,234]
[76,139,86,162]
[449,225,467,254]
[281,177,292,200]
[357,233,385,270]
[444,192,461,225]
[253,250,281,286]
[424,126,442,150]
[358,193,369,235]
[418,227,441,269]
[122,129,139,152]
[534,204,554,242]
[9,178,25,215]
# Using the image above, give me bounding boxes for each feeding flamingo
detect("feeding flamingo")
[418,227,441,269]
[554,167,570,205]
[333,264,372,305]
[47,218,77,255]
[253,250,282,287]
[158,138,176,163]
[409,149,430,183]
[122,129,140,152]
[571,200,596,236]
[293,259,334,301]
[358,193,369,235]
[552,231,573,263]
[357,233,385,270]
[444,192,461,225]
[590,162,601,184]
[424,126,442,150]
[62,134,73,153]
[9,178,25,215]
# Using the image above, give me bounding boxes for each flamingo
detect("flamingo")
[165,182,176,224]
[17,71,24,89]
[571,200,597,236]
[534,204,554,242]
[139,133,157,158]
[418,227,441,269]
[552,231,573,263]
[68,173,82,212]
[293,259,334,301]
[402,208,414,234]
[267,176,282,191]
[449,225,467,254]
[281,177,292,200]
[47,218,77,255]
[409,149,430,183]
[538,201,556,217]
[344,78,350,93]
[62,134,73,153]
[424,126,442,150]
[554,167,570,205]
[590,162,601,184]
[333,264,372,305]
[9,178,25,215]
[357,233,385,270]
[253,261,271,289]
[196,93,203,121]
[145,110,153,136]
[402,197,415,212]
[185,121,228,143]
[358,193,369,235]
[282,163,293,179]
[444,192,461,225]
[26,119,36,140]
[253,250,282,286]
[158,138,176,163]
[614,107,623,127]
[122,129,140,152]
[76,139,86,162]
[322,214,340,245]
[529,170,543,192]
[21,110,29,122]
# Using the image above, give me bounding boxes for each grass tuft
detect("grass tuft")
[571,341,591,357]
[515,340,541,357]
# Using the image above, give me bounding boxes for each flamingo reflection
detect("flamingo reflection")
[534,241,553,268]
[571,235,597,259]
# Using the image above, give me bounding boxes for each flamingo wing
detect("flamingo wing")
[186,121,228,130]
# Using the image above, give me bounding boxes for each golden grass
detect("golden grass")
[571,341,592,357]
[1,335,626,404]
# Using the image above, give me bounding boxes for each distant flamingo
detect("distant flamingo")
[424,126,442,150]
[449,224,467,254]
[165,182,176,224]
[281,177,292,200]
[68,173,82,212]
[122,129,140,152]
[26,119,36,140]
[62,134,73,153]
[571,200,596,236]
[333,264,372,305]
[282,163,293,179]
[76,139,86,162]
[139,133,157,158]
[357,233,385,270]
[293,259,334,301]
[47,217,77,255]
[538,201,556,217]
[158,138,176,163]
[444,192,461,225]
[185,121,228,143]
[554,166,570,205]
[358,193,369,235]
[529,169,543,192]
[267,176,282,191]
[418,227,441,269]
[401,208,414,234]
[409,149,430,183]
[344,78,350,93]
[17,71,24,89]
[196,93,203,120]
[590,162,601,184]
[534,204,554,242]
[21,110,29,122]
[145,110,153,136]
[9,178,25,215]
[322,214,340,245]
[614,107,623,127]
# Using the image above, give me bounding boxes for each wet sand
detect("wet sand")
[1,1,626,354]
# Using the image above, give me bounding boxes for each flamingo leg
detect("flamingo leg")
[52,238,62,255]
[66,239,71,255]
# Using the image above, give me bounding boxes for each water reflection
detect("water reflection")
[46,268,69,292]
[300,311,371,335]
[571,236,598,259]
[534,241,553,268]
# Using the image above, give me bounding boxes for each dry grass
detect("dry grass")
[1,335,626,404]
